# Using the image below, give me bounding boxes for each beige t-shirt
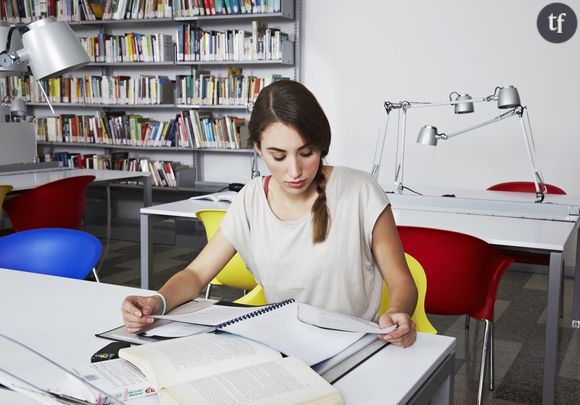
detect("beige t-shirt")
[221,166,390,321]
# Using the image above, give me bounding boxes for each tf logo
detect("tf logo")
[537,3,577,43]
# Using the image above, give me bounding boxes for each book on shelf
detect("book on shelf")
[189,190,239,203]
[117,332,344,405]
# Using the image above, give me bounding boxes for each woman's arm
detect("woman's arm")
[122,229,236,333]
[371,205,418,347]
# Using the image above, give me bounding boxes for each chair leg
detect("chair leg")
[92,268,100,283]
[205,284,212,299]
[465,314,470,329]
[489,320,494,391]
[477,319,492,405]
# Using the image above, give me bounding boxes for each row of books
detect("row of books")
[0,0,287,22]
[1,75,174,105]
[0,0,80,23]
[35,110,249,149]
[174,0,284,17]
[46,151,186,187]
[80,32,174,63]
[177,109,247,149]
[176,21,290,62]
[37,112,178,146]
[100,0,172,20]
[176,71,282,105]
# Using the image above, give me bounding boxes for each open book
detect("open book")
[189,190,238,203]
[118,333,343,405]
[152,299,395,366]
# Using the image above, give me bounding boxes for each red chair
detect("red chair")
[3,175,95,232]
[487,182,566,265]
[487,181,566,195]
[397,226,513,405]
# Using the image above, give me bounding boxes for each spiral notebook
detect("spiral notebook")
[155,299,369,366]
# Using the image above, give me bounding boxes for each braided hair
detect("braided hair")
[248,80,331,243]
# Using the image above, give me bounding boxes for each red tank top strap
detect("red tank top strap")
[263,175,272,196]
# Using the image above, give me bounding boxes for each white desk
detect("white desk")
[0,167,153,206]
[139,196,579,405]
[140,199,229,289]
[0,269,456,405]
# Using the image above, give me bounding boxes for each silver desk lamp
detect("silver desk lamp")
[371,86,547,203]
[0,17,90,114]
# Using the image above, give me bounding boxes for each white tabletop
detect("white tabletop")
[388,189,580,221]
[393,208,575,252]
[0,168,150,191]
[140,198,229,218]
[0,269,455,405]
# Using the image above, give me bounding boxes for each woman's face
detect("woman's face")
[257,122,321,197]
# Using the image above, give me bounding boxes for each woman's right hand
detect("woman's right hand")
[122,295,162,334]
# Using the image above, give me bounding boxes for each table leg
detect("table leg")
[572,225,580,328]
[140,213,153,290]
[543,251,563,404]
[142,174,152,207]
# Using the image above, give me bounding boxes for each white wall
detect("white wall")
[301,1,580,194]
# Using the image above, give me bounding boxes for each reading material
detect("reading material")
[118,333,343,405]
[189,190,238,203]
[72,358,156,402]
[153,299,381,366]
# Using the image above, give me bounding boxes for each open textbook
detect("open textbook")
[152,299,396,366]
[118,333,344,405]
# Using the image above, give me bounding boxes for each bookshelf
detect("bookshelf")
[0,0,301,192]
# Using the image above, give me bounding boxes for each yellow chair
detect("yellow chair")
[234,284,267,306]
[196,209,257,299]
[0,185,13,208]
[380,253,437,334]
[0,185,13,228]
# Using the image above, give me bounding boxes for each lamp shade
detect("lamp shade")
[497,86,521,109]
[454,94,474,114]
[417,125,439,146]
[0,21,26,73]
[17,17,89,80]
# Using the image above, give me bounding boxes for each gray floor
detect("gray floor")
[97,239,580,404]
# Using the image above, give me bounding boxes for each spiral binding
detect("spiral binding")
[216,298,296,329]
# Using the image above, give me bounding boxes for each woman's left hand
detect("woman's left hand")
[378,312,417,348]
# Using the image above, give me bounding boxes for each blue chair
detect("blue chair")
[0,228,102,280]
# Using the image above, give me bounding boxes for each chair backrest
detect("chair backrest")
[397,226,513,321]
[3,175,95,232]
[0,184,13,210]
[0,228,102,279]
[487,181,566,195]
[235,284,267,306]
[196,209,257,290]
[380,253,437,334]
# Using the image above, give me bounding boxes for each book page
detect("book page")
[153,305,259,326]
[161,357,344,405]
[118,333,281,389]
[297,302,397,334]
[220,301,366,366]
[72,358,157,402]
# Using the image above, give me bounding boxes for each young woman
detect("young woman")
[122,80,418,347]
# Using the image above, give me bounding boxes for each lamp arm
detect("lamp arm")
[406,97,490,109]
[394,105,409,193]
[371,102,392,179]
[444,108,518,139]
[517,106,546,202]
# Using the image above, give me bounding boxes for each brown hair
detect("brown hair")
[248,80,331,243]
